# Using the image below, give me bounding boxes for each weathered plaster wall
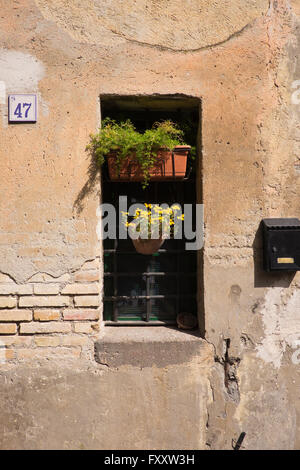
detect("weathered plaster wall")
[203,0,300,449]
[0,330,214,450]
[0,0,299,450]
[34,0,269,51]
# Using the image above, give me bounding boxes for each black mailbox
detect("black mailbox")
[262,218,300,271]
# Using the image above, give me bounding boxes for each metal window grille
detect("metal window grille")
[103,179,197,325]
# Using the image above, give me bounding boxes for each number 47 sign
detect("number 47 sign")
[8,94,37,123]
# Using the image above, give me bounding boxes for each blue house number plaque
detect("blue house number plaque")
[8,94,37,123]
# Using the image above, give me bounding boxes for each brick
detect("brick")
[74,296,99,307]
[0,284,33,295]
[0,324,17,335]
[61,284,99,295]
[0,309,32,322]
[60,335,90,347]
[33,284,60,295]
[74,271,99,282]
[4,348,15,360]
[20,322,72,335]
[19,296,70,308]
[74,322,99,334]
[0,347,15,361]
[0,297,17,309]
[16,285,33,295]
[33,309,60,321]
[0,285,17,295]
[0,336,32,347]
[63,308,99,321]
[17,347,81,360]
[34,336,60,347]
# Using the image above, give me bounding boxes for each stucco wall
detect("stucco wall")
[0,0,299,450]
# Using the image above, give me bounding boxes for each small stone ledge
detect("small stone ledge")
[94,327,213,368]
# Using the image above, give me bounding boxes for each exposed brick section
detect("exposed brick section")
[0,284,33,295]
[0,309,32,322]
[0,336,32,347]
[17,285,34,295]
[61,284,99,295]
[74,271,99,282]
[33,284,60,295]
[33,309,61,321]
[0,297,17,309]
[20,322,72,335]
[74,296,99,307]
[34,336,60,347]
[0,269,101,343]
[19,296,70,308]
[74,322,99,334]
[60,335,90,347]
[0,324,17,334]
[63,308,99,321]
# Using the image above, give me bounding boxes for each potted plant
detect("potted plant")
[87,118,191,188]
[122,203,184,254]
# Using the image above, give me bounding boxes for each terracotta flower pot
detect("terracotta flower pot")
[176,312,198,330]
[132,236,165,255]
[107,145,190,182]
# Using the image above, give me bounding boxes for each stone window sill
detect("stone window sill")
[94,327,212,368]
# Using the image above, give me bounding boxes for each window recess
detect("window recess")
[101,95,200,325]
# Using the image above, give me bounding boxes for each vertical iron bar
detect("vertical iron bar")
[150,182,157,320]
[172,151,175,180]
[113,236,118,322]
[113,185,118,322]
[146,260,151,322]
[176,246,180,317]
[175,183,180,318]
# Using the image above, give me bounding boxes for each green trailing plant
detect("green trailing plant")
[87,118,191,188]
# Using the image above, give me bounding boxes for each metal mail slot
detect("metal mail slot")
[262,218,300,272]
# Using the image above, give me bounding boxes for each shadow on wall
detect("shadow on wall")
[252,223,295,288]
[73,145,100,214]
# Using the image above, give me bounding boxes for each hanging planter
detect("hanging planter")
[87,118,194,188]
[132,236,165,255]
[123,204,184,255]
[107,145,190,182]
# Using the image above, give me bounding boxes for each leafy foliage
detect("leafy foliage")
[87,118,190,187]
